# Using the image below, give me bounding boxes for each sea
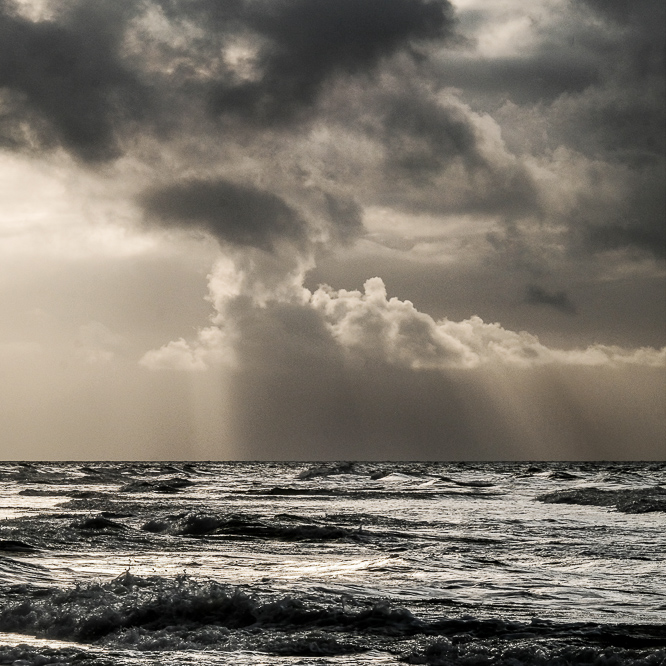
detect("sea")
[0,461,664,665]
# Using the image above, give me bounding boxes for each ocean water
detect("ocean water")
[0,461,664,665]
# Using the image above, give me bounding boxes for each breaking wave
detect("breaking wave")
[537,486,666,513]
[119,477,195,493]
[401,639,665,665]
[141,512,357,541]
[0,574,664,662]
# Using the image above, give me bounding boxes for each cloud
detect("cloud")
[137,265,665,460]
[434,54,603,106]
[382,91,478,178]
[311,277,664,369]
[442,0,665,262]
[203,0,456,123]
[139,270,664,460]
[141,178,308,251]
[331,83,542,219]
[311,277,476,368]
[3,0,659,267]
[556,153,666,260]
[550,345,666,369]
[525,285,577,315]
[0,0,459,162]
[139,327,227,371]
[0,0,147,161]
[143,272,665,372]
[323,193,364,244]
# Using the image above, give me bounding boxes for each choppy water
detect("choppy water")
[0,461,664,665]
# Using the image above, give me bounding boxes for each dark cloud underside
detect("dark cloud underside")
[0,0,146,161]
[0,0,661,264]
[206,0,455,122]
[141,179,307,251]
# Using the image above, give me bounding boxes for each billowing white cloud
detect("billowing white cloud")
[311,277,476,368]
[142,271,665,372]
[310,278,666,369]
[138,250,313,370]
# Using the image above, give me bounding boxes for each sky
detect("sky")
[0,0,664,460]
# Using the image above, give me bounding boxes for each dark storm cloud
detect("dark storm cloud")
[141,179,307,251]
[553,0,665,164]
[0,0,659,268]
[0,0,146,161]
[559,93,665,166]
[443,0,664,162]
[0,0,458,160]
[570,163,666,260]
[205,0,456,123]
[383,93,479,177]
[456,0,662,111]
[526,285,577,315]
[441,0,664,263]
[376,89,540,218]
[582,0,663,33]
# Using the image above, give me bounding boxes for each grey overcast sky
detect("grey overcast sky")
[0,0,664,460]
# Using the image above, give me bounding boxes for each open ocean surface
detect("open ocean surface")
[0,461,664,665]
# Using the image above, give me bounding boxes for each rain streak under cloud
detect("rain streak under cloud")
[0,0,664,460]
